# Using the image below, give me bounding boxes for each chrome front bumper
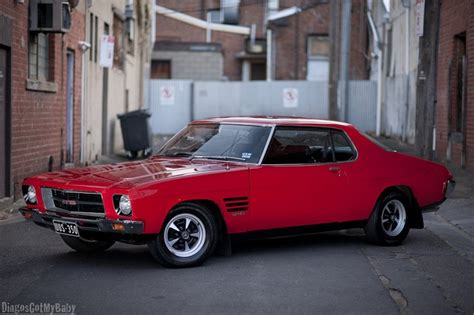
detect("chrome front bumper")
[19,207,144,235]
[446,179,456,198]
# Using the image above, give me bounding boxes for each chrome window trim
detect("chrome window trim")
[259,125,359,166]
[159,122,275,165]
[258,124,276,165]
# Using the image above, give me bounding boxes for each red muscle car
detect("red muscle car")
[20,117,455,267]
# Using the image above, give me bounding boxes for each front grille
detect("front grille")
[42,188,105,217]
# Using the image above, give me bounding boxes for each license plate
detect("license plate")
[53,220,80,237]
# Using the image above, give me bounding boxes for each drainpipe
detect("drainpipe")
[266,28,272,81]
[79,2,90,164]
[403,2,410,142]
[80,49,86,163]
[367,5,383,136]
[338,0,351,122]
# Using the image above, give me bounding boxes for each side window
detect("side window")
[332,131,356,161]
[263,127,334,164]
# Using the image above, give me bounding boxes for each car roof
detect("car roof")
[191,116,354,129]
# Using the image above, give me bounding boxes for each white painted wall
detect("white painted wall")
[368,0,419,143]
[83,0,152,163]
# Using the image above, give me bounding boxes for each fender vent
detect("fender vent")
[223,197,249,212]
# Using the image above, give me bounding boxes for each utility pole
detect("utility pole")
[338,0,351,121]
[415,0,440,159]
[328,0,339,120]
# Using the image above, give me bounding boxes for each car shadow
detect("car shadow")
[230,229,368,256]
[51,245,159,269]
[49,229,369,269]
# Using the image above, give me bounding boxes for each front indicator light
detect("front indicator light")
[112,223,125,232]
[23,212,33,219]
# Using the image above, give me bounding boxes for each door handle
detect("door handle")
[329,166,341,173]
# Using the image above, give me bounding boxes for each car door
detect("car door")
[248,126,352,231]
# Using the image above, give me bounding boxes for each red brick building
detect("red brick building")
[435,0,474,169]
[0,0,85,199]
[152,0,368,81]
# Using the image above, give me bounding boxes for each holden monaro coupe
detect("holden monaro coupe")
[20,117,455,267]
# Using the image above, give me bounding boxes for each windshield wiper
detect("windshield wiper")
[191,155,246,162]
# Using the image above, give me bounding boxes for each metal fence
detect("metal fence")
[148,79,376,134]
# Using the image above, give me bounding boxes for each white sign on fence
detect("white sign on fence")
[415,0,425,37]
[282,88,299,108]
[99,35,114,68]
[160,86,175,106]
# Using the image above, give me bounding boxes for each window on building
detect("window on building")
[94,15,98,62]
[307,35,330,81]
[89,13,94,61]
[126,18,135,55]
[151,60,171,79]
[250,62,266,81]
[28,33,50,81]
[207,9,222,23]
[113,14,124,70]
[451,33,467,133]
[267,0,279,16]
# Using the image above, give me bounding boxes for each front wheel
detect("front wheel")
[60,235,115,252]
[365,192,410,246]
[148,203,218,268]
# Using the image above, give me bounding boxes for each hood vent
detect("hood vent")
[223,196,249,212]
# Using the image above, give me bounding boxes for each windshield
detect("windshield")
[158,124,272,164]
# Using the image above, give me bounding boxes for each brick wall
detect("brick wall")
[152,50,224,80]
[436,0,474,169]
[155,0,368,81]
[0,1,84,197]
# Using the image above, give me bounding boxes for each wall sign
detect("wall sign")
[415,0,425,37]
[282,88,299,108]
[160,86,175,106]
[99,35,114,68]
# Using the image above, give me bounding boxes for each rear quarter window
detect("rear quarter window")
[332,131,357,162]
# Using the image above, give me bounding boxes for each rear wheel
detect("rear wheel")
[365,191,410,245]
[148,203,218,268]
[60,235,115,252]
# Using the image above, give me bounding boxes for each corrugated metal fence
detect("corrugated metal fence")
[148,80,376,134]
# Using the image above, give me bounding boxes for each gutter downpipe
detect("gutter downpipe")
[403,4,410,142]
[266,28,272,81]
[367,7,383,136]
[80,2,89,164]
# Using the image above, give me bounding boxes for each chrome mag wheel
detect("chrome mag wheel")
[164,213,206,258]
[381,199,407,237]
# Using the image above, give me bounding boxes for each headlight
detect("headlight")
[23,185,37,204]
[114,195,132,216]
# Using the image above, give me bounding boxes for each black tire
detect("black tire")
[60,235,115,253]
[148,203,218,268]
[364,191,410,246]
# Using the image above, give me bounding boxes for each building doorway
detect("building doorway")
[0,47,10,198]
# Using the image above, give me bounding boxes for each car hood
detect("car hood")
[31,157,246,190]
